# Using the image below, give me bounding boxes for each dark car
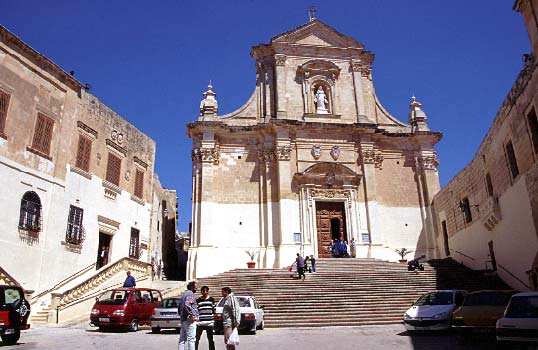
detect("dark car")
[0,285,30,345]
[90,288,162,332]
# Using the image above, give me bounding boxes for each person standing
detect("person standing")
[97,245,108,269]
[179,281,199,350]
[350,238,356,258]
[295,253,306,280]
[123,271,136,287]
[195,286,215,350]
[221,287,240,350]
[310,255,316,273]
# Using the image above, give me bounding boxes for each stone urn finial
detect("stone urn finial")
[408,95,430,132]
[199,81,218,119]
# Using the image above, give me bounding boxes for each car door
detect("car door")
[252,297,262,326]
[128,291,142,321]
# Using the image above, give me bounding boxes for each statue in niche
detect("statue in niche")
[314,86,329,114]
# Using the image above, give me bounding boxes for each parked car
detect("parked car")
[90,288,162,332]
[496,292,538,343]
[150,297,181,333]
[214,295,264,334]
[452,290,517,332]
[403,290,467,331]
[0,285,30,345]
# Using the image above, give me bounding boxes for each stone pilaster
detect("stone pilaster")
[359,141,379,247]
[350,61,368,123]
[274,54,287,118]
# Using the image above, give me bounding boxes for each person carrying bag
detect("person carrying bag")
[221,287,241,349]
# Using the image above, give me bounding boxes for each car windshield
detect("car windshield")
[159,298,180,308]
[505,296,538,318]
[464,292,513,306]
[414,292,453,306]
[96,290,129,305]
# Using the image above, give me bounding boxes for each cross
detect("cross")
[308,6,317,22]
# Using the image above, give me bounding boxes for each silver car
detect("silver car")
[150,297,181,333]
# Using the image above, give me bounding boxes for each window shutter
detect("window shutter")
[76,135,92,171]
[106,153,121,186]
[134,169,144,198]
[32,113,54,155]
[0,90,10,133]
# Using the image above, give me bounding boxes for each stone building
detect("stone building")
[0,25,175,298]
[431,0,538,291]
[187,19,442,279]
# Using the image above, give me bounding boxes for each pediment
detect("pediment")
[271,20,364,49]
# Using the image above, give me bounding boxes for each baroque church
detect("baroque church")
[187,19,442,279]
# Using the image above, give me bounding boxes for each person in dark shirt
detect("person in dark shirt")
[195,286,215,350]
[310,255,317,273]
[123,271,136,287]
[295,253,306,280]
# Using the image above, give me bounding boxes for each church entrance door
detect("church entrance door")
[315,201,347,258]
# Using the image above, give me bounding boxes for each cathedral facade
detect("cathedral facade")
[187,20,442,279]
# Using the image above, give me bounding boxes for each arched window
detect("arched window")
[19,191,42,232]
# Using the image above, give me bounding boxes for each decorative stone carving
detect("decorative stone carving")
[111,130,124,145]
[350,61,372,80]
[199,82,218,118]
[408,96,430,132]
[415,153,439,171]
[311,144,322,160]
[256,149,277,164]
[125,170,131,182]
[275,54,287,66]
[330,145,340,160]
[192,147,219,164]
[277,145,291,161]
[361,149,383,168]
[326,171,335,186]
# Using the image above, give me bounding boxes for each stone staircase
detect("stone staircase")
[196,258,510,328]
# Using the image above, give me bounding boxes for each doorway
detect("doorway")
[316,201,347,258]
[96,232,111,269]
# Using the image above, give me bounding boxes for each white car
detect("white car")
[496,292,538,343]
[403,290,467,331]
[150,297,181,333]
[214,295,264,334]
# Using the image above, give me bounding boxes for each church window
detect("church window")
[19,191,42,232]
[527,107,538,155]
[129,228,140,259]
[0,89,10,137]
[66,205,84,245]
[505,140,519,179]
[134,169,144,198]
[31,113,54,157]
[75,135,92,172]
[106,152,122,186]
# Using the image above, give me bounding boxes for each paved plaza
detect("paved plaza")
[2,324,536,350]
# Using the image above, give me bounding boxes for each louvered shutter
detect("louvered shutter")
[0,91,10,134]
[76,135,92,171]
[106,153,121,186]
[32,113,54,155]
[32,115,45,151]
[134,169,144,198]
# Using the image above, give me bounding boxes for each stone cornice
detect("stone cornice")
[105,139,127,157]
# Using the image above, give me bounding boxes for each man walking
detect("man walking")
[221,287,240,350]
[296,253,306,280]
[195,286,215,350]
[123,271,136,287]
[179,281,199,350]
[310,255,316,273]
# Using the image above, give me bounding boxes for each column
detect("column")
[274,54,287,118]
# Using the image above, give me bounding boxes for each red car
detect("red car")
[90,288,162,332]
[0,285,30,345]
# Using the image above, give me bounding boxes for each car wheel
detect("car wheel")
[129,319,138,332]
[259,320,264,330]
[1,329,20,345]
[151,327,160,334]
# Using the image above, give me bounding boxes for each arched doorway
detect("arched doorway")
[316,201,347,258]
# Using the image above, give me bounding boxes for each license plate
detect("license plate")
[99,317,110,322]
[4,328,14,335]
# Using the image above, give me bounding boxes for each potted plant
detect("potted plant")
[395,248,412,263]
[245,250,258,268]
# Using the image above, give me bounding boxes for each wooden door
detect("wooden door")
[316,202,346,258]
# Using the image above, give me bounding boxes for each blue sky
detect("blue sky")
[1,1,529,231]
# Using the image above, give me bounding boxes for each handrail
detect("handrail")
[31,261,96,303]
[498,263,531,290]
[449,248,476,261]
